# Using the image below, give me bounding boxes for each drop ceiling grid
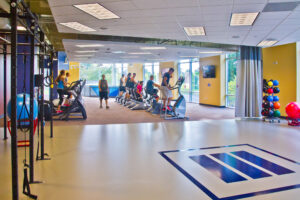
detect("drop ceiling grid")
[48,0,300,46]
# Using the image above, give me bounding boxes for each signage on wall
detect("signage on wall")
[58,51,69,70]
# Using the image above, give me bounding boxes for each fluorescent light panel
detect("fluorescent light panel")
[74,54,93,57]
[199,51,223,54]
[59,22,95,32]
[140,47,166,50]
[74,3,120,20]
[112,51,126,54]
[184,27,206,36]
[180,56,199,58]
[76,44,104,48]
[121,56,138,58]
[128,52,152,55]
[17,26,26,31]
[230,13,259,26]
[257,40,278,47]
[75,50,98,53]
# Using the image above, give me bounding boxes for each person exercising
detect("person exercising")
[136,81,143,99]
[55,70,71,113]
[65,72,70,86]
[99,74,110,109]
[119,74,126,97]
[146,75,160,99]
[161,68,174,112]
[125,73,132,100]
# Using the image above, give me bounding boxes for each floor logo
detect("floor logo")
[159,144,300,200]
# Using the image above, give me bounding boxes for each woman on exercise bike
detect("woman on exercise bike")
[55,70,71,113]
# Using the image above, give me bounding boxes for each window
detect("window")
[178,59,199,103]
[225,52,239,108]
[79,63,128,86]
[143,62,159,83]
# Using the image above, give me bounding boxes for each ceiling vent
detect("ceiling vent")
[262,2,300,12]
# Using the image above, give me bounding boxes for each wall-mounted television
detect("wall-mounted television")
[202,65,216,78]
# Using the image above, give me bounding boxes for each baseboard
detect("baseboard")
[199,103,226,108]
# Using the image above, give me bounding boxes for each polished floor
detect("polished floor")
[0,120,300,200]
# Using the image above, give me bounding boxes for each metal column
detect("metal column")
[10,0,19,199]
[49,50,53,138]
[29,22,35,182]
[3,44,7,140]
[39,31,45,159]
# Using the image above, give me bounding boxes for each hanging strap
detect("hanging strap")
[23,168,38,199]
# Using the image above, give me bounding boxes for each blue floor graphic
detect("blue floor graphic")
[159,144,300,200]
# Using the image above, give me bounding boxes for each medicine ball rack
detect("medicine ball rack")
[0,1,57,199]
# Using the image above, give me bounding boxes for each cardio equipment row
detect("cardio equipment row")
[115,76,187,120]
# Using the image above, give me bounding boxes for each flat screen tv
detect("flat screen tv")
[202,65,216,78]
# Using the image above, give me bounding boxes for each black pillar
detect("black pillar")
[39,31,45,159]
[49,50,53,138]
[10,0,19,199]
[3,44,8,140]
[29,22,35,182]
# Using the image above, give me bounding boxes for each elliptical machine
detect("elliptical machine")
[160,76,188,120]
[49,79,87,120]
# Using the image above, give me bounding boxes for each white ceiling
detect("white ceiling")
[63,39,230,63]
[48,0,300,47]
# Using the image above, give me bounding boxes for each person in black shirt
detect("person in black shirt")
[146,75,160,97]
[99,74,109,109]
[160,68,174,111]
[119,74,126,97]
[125,73,132,100]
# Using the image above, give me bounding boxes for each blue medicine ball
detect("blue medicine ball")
[7,93,38,120]
[273,80,279,86]
[267,96,273,102]
[273,96,279,102]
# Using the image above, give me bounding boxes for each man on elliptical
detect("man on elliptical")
[146,75,160,99]
[161,68,174,112]
[99,74,110,109]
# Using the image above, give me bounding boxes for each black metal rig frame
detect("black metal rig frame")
[0,1,56,199]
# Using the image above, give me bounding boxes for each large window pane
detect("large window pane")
[191,61,200,103]
[153,63,159,83]
[144,63,152,82]
[115,63,122,86]
[179,60,190,101]
[225,53,238,108]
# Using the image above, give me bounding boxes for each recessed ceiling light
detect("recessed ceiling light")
[184,27,206,36]
[59,22,95,32]
[121,56,138,58]
[112,51,126,54]
[230,13,259,26]
[74,54,93,57]
[180,56,200,58]
[199,51,223,54]
[128,52,152,55]
[140,47,166,50]
[257,40,278,47]
[74,3,120,20]
[76,44,104,48]
[75,50,98,53]
[17,26,26,31]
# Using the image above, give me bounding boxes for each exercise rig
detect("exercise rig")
[0,1,57,199]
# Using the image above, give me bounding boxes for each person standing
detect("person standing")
[65,72,70,86]
[99,74,110,109]
[161,68,174,111]
[125,73,132,101]
[119,74,126,97]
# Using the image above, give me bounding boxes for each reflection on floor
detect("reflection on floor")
[52,97,234,126]
[0,120,300,200]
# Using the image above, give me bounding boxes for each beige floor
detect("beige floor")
[1,120,300,200]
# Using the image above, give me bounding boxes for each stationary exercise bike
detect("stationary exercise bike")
[161,76,188,120]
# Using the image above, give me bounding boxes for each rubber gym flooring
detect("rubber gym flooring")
[0,119,300,200]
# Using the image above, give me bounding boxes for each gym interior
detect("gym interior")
[0,1,300,200]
